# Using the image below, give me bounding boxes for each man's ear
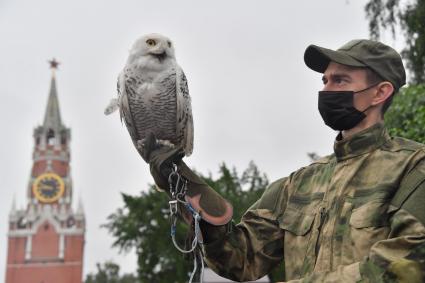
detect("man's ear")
[372,81,394,106]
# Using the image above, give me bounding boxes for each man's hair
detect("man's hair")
[364,67,397,115]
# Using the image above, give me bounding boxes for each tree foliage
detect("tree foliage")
[365,0,425,83]
[104,161,287,283]
[104,186,190,282]
[385,84,425,143]
[85,261,138,283]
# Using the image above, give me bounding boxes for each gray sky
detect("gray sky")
[0,0,402,279]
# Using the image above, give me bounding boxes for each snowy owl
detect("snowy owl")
[105,33,194,157]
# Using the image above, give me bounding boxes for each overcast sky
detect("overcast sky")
[0,0,404,280]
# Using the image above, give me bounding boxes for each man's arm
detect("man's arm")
[201,178,425,283]
[201,177,289,282]
[144,137,291,281]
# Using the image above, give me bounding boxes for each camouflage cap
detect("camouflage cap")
[304,39,406,90]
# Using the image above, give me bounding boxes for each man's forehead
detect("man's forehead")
[323,62,367,76]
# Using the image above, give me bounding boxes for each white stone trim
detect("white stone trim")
[25,235,32,260]
[7,261,82,268]
[8,210,85,237]
[8,228,84,237]
[59,234,65,259]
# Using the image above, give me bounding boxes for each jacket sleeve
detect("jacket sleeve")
[201,177,289,282]
[283,164,425,283]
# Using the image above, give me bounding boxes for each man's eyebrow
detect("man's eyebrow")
[322,73,352,82]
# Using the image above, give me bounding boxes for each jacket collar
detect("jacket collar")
[334,123,389,161]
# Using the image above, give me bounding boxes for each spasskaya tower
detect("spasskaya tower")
[5,59,85,283]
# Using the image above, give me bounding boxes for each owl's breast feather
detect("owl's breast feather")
[137,82,158,95]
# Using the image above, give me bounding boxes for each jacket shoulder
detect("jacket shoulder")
[290,153,335,179]
[256,178,287,207]
[383,136,425,153]
[310,154,335,165]
[247,177,289,220]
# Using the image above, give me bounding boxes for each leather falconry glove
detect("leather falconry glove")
[141,133,233,226]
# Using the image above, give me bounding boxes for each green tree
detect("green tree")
[85,261,138,283]
[104,161,287,283]
[385,84,425,143]
[365,0,425,83]
[104,188,190,283]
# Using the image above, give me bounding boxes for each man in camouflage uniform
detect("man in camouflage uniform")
[144,39,425,282]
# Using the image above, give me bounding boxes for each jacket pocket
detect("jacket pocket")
[278,205,316,279]
[347,200,391,261]
[349,199,390,228]
[278,205,315,235]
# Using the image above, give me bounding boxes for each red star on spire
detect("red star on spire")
[48,58,60,70]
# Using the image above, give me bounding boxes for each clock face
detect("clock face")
[32,173,65,203]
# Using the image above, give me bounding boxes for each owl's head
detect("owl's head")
[129,33,176,64]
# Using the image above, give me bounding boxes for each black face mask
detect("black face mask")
[318,84,377,131]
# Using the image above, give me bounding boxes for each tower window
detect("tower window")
[17,217,27,229]
[47,129,55,145]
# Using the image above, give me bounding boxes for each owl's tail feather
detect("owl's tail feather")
[104,98,120,115]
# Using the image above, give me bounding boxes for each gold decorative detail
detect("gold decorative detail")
[32,173,65,203]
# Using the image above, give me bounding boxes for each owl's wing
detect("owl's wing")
[103,79,122,115]
[118,69,142,152]
[175,66,194,156]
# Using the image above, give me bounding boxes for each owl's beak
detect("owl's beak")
[151,52,167,62]
[149,41,170,61]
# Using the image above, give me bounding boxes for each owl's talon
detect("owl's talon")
[157,140,175,149]
[137,139,146,149]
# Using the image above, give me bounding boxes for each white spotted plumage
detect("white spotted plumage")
[105,33,194,156]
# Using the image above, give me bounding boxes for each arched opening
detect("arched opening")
[32,220,59,259]
[46,129,55,145]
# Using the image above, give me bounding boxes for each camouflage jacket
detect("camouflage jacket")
[203,123,425,282]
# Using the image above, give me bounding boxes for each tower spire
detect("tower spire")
[10,195,16,215]
[43,58,63,130]
[77,197,84,215]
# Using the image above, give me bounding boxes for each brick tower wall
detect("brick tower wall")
[5,221,84,283]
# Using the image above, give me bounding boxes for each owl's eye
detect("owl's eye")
[167,41,172,47]
[146,39,156,46]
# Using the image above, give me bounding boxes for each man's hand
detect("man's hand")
[139,133,185,191]
[140,133,233,226]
